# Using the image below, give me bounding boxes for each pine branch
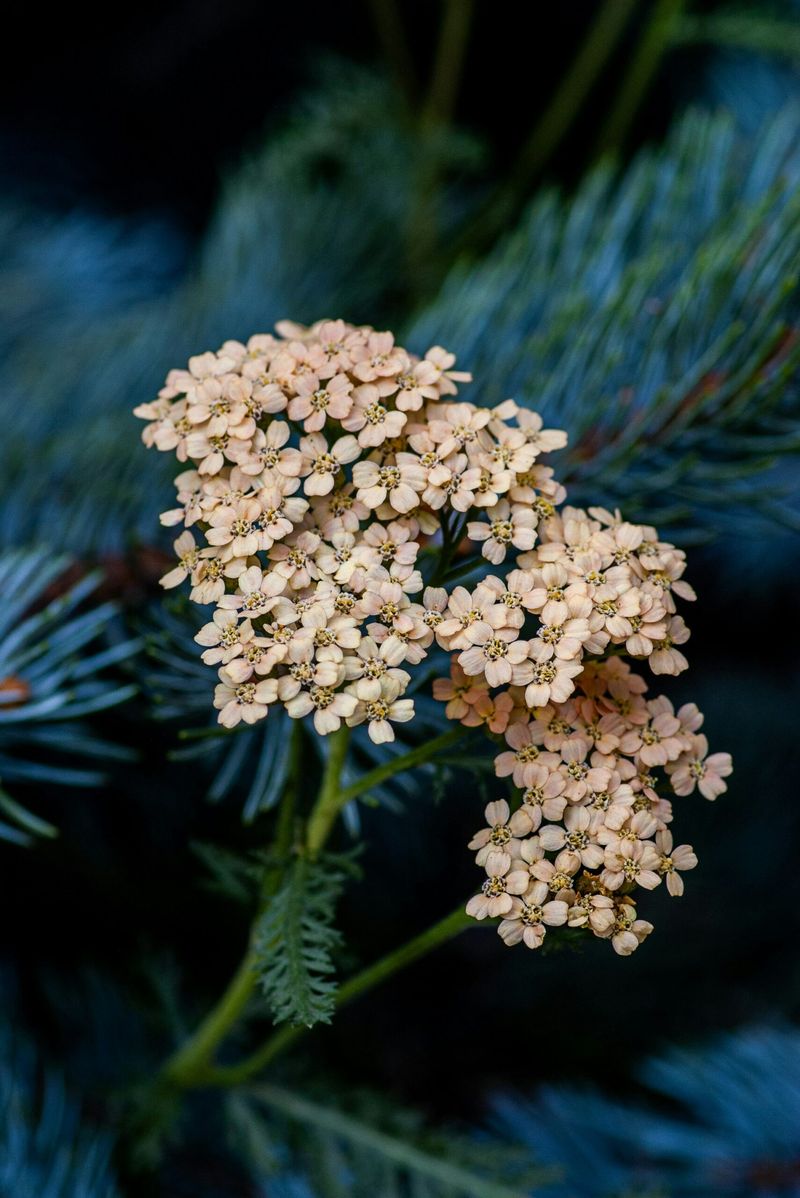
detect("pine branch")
[0,1030,120,1196]
[239,1083,541,1198]
[409,104,800,536]
[674,8,800,64]
[0,546,137,843]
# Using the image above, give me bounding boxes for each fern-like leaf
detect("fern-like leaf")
[253,854,352,1028]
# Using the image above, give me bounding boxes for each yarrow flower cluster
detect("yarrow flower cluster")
[136,318,730,956]
[453,659,731,954]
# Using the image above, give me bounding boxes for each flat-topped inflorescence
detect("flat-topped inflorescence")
[135,317,730,955]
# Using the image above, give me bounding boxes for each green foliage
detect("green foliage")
[0,1031,120,1197]
[675,7,800,63]
[410,105,800,537]
[142,599,298,819]
[0,547,136,843]
[190,840,263,904]
[228,1083,547,1198]
[253,853,355,1028]
[5,76,800,553]
[0,68,480,557]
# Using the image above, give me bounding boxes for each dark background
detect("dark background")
[3,3,687,232]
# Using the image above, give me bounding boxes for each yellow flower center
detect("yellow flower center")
[364,403,386,425]
[484,637,509,660]
[490,519,513,542]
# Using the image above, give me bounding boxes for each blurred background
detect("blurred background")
[2,1,800,1195]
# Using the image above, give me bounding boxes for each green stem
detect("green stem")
[365,0,419,106]
[305,724,352,858]
[161,725,303,1087]
[594,0,687,157]
[430,511,468,585]
[201,904,474,1088]
[450,0,638,258]
[158,725,468,1092]
[509,0,639,183]
[422,0,475,129]
[161,953,257,1087]
[406,0,475,302]
[335,726,467,807]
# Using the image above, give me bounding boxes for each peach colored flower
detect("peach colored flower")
[601,840,662,892]
[352,455,427,513]
[497,882,569,949]
[468,799,533,866]
[435,584,506,651]
[205,496,262,557]
[346,675,414,743]
[422,453,483,512]
[667,734,732,799]
[424,346,472,395]
[195,611,256,666]
[285,683,357,736]
[649,614,690,675]
[432,661,490,724]
[160,531,200,589]
[538,806,605,870]
[458,625,530,688]
[494,721,553,787]
[288,372,353,432]
[214,671,278,727]
[467,501,537,564]
[524,657,584,708]
[393,360,440,410]
[350,331,406,382]
[519,764,567,829]
[466,850,529,919]
[607,899,654,956]
[300,432,360,496]
[469,689,514,733]
[655,829,697,896]
[342,384,407,447]
[528,593,592,663]
[240,420,303,479]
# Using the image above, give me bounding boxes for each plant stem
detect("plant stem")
[365,0,418,106]
[430,511,468,585]
[451,0,638,258]
[335,726,467,807]
[305,724,352,858]
[594,0,687,158]
[161,725,303,1087]
[161,952,257,1088]
[508,0,639,185]
[158,725,468,1092]
[406,0,475,303]
[422,0,474,129]
[201,904,474,1088]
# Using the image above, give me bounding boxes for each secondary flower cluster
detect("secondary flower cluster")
[443,657,731,953]
[135,317,729,957]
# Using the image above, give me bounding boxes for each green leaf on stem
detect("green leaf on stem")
[253,852,354,1028]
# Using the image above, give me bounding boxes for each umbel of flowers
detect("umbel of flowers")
[136,318,731,957]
